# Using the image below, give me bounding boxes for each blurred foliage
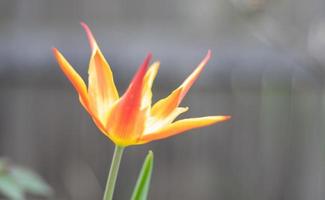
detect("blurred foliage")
[131,151,154,200]
[0,158,52,200]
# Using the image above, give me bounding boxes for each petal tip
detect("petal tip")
[80,21,87,27]
[206,115,231,124]
[182,107,189,112]
[80,22,97,49]
[207,49,212,58]
[142,53,153,71]
[52,48,62,58]
[150,61,160,71]
[147,52,153,61]
[203,50,212,64]
[52,47,58,54]
[225,115,231,120]
[218,115,231,121]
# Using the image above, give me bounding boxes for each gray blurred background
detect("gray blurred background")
[1,0,325,199]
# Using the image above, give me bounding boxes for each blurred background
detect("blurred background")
[1,0,325,199]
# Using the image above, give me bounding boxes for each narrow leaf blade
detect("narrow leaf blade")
[131,151,154,200]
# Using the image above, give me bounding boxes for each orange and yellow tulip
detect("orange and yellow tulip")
[53,22,230,147]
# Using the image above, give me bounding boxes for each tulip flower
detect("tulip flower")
[53,22,230,200]
[53,22,230,146]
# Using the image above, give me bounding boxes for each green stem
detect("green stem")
[103,145,125,200]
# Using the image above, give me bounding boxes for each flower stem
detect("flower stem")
[103,145,125,200]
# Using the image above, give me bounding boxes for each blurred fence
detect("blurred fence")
[1,0,325,199]
[0,45,325,200]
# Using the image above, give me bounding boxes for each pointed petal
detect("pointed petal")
[140,115,230,143]
[53,48,89,108]
[81,22,119,119]
[146,107,188,133]
[150,50,211,120]
[81,22,97,49]
[105,54,152,146]
[53,48,108,135]
[179,50,211,100]
[141,61,160,109]
[150,88,182,120]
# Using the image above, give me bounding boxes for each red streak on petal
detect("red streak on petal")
[107,53,152,140]
[124,53,152,100]
[120,53,151,119]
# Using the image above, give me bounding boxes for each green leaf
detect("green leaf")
[131,151,154,200]
[11,167,53,196]
[0,174,24,200]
